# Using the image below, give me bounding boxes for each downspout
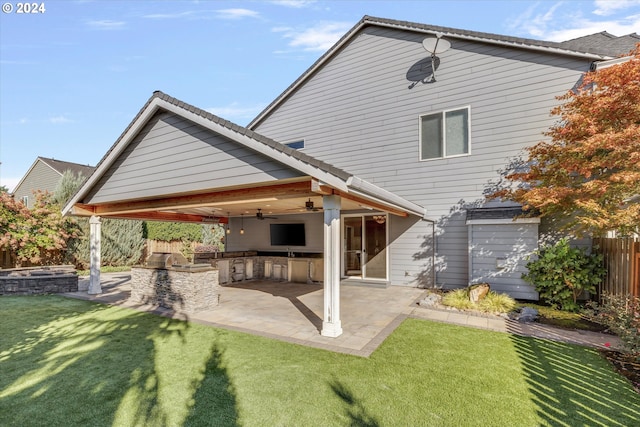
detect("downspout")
[422,216,437,288]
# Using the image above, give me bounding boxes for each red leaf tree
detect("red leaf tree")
[0,191,79,266]
[490,44,640,236]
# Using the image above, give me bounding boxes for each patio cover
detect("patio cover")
[62,91,427,337]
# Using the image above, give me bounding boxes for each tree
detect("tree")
[0,191,79,266]
[53,170,86,206]
[490,45,640,236]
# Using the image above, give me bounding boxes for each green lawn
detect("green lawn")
[1,296,638,426]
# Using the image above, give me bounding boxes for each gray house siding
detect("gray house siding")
[251,25,592,291]
[85,111,306,204]
[227,212,324,253]
[467,223,539,300]
[12,161,61,208]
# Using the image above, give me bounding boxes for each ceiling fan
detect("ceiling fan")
[255,208,278,220]
[304,198,322,212]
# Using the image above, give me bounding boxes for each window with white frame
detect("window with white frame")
[21,195,28,206]
[420,107,470,160]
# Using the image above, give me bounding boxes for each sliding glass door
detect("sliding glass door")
[343,214,387,280]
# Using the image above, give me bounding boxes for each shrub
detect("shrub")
[478,292,516,314]
[523,238,605,311]
[442,289,516,314]
[442,289,475,310]
[586,294,640,360]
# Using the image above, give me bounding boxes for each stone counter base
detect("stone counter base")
[130,267,219,313]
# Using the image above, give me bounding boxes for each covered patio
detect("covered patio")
[62,92,428,339]
[68,273,426,356]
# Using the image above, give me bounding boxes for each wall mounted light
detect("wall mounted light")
[373,215,386,224]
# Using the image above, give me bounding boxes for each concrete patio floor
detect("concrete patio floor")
[65,272,426,356]
[64,272,621,356]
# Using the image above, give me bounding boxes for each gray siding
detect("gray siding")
[468,223,539,300]
[84,112,305,204]
[252,25,592,288]
[13,161,62,208]
[227,212,324,253]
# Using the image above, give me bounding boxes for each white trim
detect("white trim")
[465,217,541,225]
[419,106,471,161]
[591,55,633,71]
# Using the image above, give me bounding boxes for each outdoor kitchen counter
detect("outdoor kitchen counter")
[194,252,323,284]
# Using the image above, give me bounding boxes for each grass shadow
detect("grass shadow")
[509,333,640,426]
[329,378,380,427]
[0,295,238,426]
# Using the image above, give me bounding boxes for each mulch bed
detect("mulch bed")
[600,350,640,393]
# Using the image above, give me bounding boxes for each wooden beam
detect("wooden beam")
[75,181,314,216]
[108,212,229,224]
[334,191,408,217]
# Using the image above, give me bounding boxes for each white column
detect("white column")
[88,215,102,294]
[321,195,342,337]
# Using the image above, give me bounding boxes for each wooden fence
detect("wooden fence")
[142,240,199,262]
[593,237,640,298]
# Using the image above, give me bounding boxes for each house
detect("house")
[12,157,95,208]
[63,16,638,337]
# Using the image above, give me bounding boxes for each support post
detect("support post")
[321,195,342,337]
[88,215,102,294]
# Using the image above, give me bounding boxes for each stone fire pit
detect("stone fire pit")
[0,265,79,295]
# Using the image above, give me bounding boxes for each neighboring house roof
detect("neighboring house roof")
[38,157,95,178]
[63,91,427,219]
[558,32,640,57]
[12,156,95,197]
[249,15,628,129]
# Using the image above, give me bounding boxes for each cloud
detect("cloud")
[507,1,640,41]
[86,20,126,30]
[275,21,353,51]
[269,0,316,8]
[593,0,640,16]
[143,8,259,20]
[215,9,260,20]
[49,115,74,124]
[143,11,198,19]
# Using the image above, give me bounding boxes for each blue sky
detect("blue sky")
[1,0,639,191]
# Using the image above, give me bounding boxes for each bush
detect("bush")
[441,289,516,314]
[586,294,640,360]
[478,292,516,314]
[523,238,605,311]
[442,289,475,310]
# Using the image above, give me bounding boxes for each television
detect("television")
[270,223,306,246]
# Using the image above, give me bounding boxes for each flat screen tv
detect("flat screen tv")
[270,223,306,246]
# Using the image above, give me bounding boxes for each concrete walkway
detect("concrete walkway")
[64,272,621,356]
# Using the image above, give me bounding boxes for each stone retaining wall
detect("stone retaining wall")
[0,273,79,295]
[130,266,219,313]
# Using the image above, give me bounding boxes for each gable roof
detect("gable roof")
[12,156,95,196]
[63,91,427,219]
[38,157,95,178]
[248,15,624,129]
[558,32,640,57]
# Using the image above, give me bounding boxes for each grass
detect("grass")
[77,266,132,276]
[1,296,639,426]
[518,301,606,332]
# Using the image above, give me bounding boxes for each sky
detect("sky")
[1,0,639,192]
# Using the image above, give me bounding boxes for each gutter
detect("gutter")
[346,176,427,219]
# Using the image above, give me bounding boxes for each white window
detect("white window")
[21,195,28,206]
[420,107,470,160]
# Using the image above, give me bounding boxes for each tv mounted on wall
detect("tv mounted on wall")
[270,223,306,246]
